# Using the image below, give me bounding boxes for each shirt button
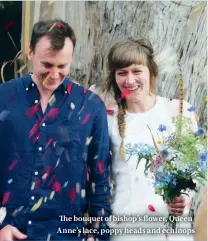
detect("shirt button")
[38,147,42,151]
[31,196,35,200]
[42,123,46,127]
[28,220,32,225]
[65,91,67,94]
[26,88,29,91]
[34,100,38,104]
[34,171,38,175]
[31,83,35,87]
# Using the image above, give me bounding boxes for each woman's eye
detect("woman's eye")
[118,72,126,76]
[134,70,141,74]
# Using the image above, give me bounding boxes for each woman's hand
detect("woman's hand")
[167,196,186,216]
[0,225,27,241]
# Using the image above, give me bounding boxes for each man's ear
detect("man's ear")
[27,44,33,61]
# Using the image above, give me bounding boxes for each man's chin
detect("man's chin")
[42,83,59,92]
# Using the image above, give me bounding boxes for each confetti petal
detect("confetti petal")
[8,159,18,171]
[0,207,7,224]
[98,161,104,174]
[31,197,43,212]
[33,132,41,144]
[25,104,39,118]
[121,89,130,99]
[82,114,91,124]
[4,20,14,31]
[106,109,114,115]
[49,191,55,200]
[86,136,93,145]
[0,110,10,121]
[2,192,11,205]
[48,94,56,106]
[92,183,96,193]
[52,181,61,193]
[69,188,76,201]
[45,137,53,148]
[47,108,60,119]
[70,102,75,110]
[148,204,155,212]
[82,89,87,95]
[67,83,72,94]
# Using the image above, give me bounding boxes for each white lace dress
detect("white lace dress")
[107,96,197,241]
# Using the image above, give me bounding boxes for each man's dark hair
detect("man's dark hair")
[30,19,76,52]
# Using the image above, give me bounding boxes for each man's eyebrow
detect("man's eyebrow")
[41,62,67,66]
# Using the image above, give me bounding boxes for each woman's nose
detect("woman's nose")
[125,72,135,85]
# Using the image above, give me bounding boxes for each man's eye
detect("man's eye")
[43,63,52,68]
[58,65,65,69]
[134,70,142,74]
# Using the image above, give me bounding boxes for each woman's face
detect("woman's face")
[115,64,151,102]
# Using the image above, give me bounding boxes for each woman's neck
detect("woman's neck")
[126,95,157,113]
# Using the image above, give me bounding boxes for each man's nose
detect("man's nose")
[50,68,59,79]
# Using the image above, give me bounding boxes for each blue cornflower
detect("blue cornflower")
[198,159,207,171]
[187,106,196,112]
[163,174,171,185]
[197,152,207,171]
[199,152,207,161]
[158,124,167,132]
[194,128,205,138]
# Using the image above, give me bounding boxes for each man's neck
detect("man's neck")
[31,74,53,100]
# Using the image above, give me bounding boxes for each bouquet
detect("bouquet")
[124,115,207,230]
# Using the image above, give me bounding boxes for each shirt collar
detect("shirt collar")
[22,73,73,95]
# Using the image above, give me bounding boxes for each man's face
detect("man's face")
[28,36,74,92]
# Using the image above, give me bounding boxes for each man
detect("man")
[0,19,111,240]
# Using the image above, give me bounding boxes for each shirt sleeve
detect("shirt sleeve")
[86,101,112,240]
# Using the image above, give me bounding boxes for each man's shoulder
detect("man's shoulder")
[70,81,106,110]
[0,77,22,95]
[0,77,22,91]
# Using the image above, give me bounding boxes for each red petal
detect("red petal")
[67,83,72,94]
[98,161,104,174]
[82,114,91,124]
[45,137,53,148]
[106,109,114,115]
[69,188,76,201]
[52,181,61,193]
[4,20,14,31]
[55,23,63,28]
[33,132,41,144]
[8,159,18,171]
[29,119,42,138]
[25,104,40,118]
[2,192,11,205]
[82,89,87,95]
[148,204,156,212]
[43,166,52,174]
[121,89,130,99]
[47,108,60,119]
[35,179,41,189]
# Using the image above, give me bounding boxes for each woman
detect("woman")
[90,38,197,241]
